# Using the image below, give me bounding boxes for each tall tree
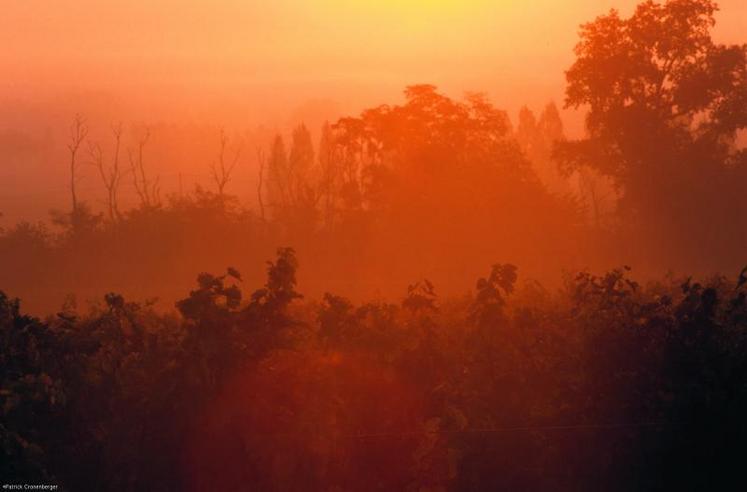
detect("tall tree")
[317,121,337,228]
[555,0,747,265]
[256,147,267,223]
[210,129,242,199]
[67,114,88,220]
[289,123,315,188]
[128,128,161,210]
[89,123,125,223]
[557,0,747,199]
[287,124,319,226]
[516,103,569,193]
[266,135,290,218]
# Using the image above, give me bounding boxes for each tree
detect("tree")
[256,147,267,223]
[210,129,242,199]
[89,123,125,223]
[289,124,315,187]
[53,115,99,238]
[469,263,517,329]
[555,0,747,266]
[66,114,88,225]
[264,128,319,232]
[516,106,540,158]
[322,84,577,281]
[317,121,337,229]
[516,103,569,192]
[247,246,302,319]
[538,102,564,145]
[557,0,747,197]
[129,128,161,210]
[402,279,437,313]
[287,124,320,228]
[266,135,290,217]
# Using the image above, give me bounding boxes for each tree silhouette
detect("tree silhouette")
[210,129,242,199]
[88,123,126,223]
[557,0,746,194]
[66,114,88,230]
[255,147,267,223]
[555,0,747,267]
[128,128,161,210]
[266,134,290,219]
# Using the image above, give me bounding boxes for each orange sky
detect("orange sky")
[1,0,744,128]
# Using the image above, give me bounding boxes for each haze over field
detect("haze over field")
[1,0,745,223]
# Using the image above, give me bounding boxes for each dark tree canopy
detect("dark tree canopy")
[559,0,747,185]
[555,0,747,270]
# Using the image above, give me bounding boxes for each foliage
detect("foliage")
[2,250,747,490]
[556,0,747,266]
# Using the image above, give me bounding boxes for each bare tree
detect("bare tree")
[128,128,160,209]
[89,123,126,223]
[210,129,242,198]
[67,114,88,217]
[256,147,267,223]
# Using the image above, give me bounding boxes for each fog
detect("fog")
[1,1,744,224]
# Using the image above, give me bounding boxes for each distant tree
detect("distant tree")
[88,123,125,223]
[210,129,242,199]
[267,135,290,217]
[265,128,319,230]
[515,101,614,229]
[128,128,161,209]
[66,114,89,228]
[516,103,569,193]
[317,121,337,228]
[538,102,564,145]
[289,124,315,185]
[402,279,438,313]
[287,124,320,228]
[330,84,528,219]
[516,106,540,156]
[323,84,576,278]
[255,147,267,223]
[469,263,517,329]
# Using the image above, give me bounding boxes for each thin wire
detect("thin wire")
[248,421,679,441]
[345,421,677,440]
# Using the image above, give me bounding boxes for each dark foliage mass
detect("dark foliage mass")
[1,0,746,489]
[2,250,747,491]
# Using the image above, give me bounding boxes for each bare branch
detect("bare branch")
[256,147,266,223]
[128,127,159,209]
[210,129,242,197]
[67,114,89,217]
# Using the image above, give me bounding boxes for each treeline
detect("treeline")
[2,1,746,313]
[3,248,747,490]
[0,86,584,313]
